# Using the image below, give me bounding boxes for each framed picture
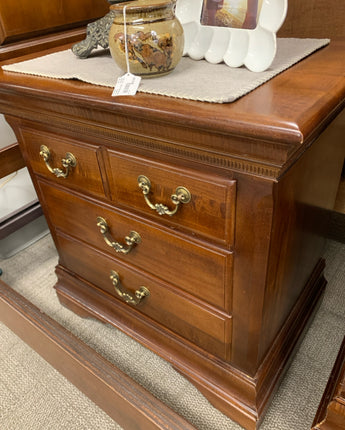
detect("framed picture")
[175,0,288,72]
[200,0,264,30]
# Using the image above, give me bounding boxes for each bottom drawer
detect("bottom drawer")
[55,232,232,360]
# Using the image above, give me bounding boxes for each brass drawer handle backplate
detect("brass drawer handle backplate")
[96,216,141,255]
[110,270,150,305]
[39,145,77,178]
[137,175,191,216]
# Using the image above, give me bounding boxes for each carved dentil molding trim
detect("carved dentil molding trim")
[3,105,281,179]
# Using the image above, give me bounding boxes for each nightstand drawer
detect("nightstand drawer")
[19,127,105,198]
[56,232,232,360]
[38,181,232,311]
[107,150,236,247]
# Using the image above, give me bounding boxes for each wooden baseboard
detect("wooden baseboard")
[0,279,196,430]
[312,336,345,430]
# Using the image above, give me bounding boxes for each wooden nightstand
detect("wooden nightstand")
[0,40,344,429]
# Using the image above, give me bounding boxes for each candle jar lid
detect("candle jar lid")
[110,0,175,14]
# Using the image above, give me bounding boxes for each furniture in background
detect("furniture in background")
[0,113,48,261]
[279,0,345,245]
[0,142,24,178]
[0,142,25,274]
[0,277,196,430]
[0,140,50,260]
[312,336,345,430]
[0,142,42,254]
[328,164,345,243]
[0,0,110,261]
[278,0,345,40]
[0,0,109,61]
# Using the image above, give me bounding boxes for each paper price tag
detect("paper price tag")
[112,73,141,97]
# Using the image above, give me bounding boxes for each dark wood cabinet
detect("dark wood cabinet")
[0,0,109,60]
[278,0,345,40]
[0,40,344,429]
[0,0,109,44]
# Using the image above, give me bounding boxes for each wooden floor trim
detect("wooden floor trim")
[312,336,345,430]
[0,279,196,430]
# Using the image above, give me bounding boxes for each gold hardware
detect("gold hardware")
[96,216,141,254]
[110,270,150,305]
[39,145,77,178]
[137,175,191,216]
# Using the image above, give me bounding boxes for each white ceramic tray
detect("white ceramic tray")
[175,0,288,72]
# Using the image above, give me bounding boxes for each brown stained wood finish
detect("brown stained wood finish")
[278,0,345,40]
[312,336,345,430]
[0,0,109,45]
[0,280,196,430]
[0,28,88,63]
[0,142,25,178]
[0,0,109,61]
[0,40,344,429]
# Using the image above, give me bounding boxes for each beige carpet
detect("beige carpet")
[0,235,344,430]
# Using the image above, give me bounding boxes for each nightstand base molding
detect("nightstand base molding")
[55,258,326,430]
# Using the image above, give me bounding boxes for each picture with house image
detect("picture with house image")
[200,0,263,29]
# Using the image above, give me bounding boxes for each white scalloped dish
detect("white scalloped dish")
[175,0,288,72]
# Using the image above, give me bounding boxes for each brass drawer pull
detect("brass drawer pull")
[137,175,191,216]
[39,145,77,178]
[96,216,141,254]
[110,270,150,305]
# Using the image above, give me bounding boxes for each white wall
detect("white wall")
[0,114,16,149]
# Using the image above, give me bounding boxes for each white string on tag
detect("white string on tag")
[112,4,141,97]
[123,4,130,75]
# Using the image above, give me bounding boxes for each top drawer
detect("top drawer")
[107,150,236,246]
[19,128,106,198]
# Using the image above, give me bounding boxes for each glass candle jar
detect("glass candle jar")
[108,0,184,78]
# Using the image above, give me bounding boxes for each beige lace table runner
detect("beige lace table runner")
[2,38,329,103]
